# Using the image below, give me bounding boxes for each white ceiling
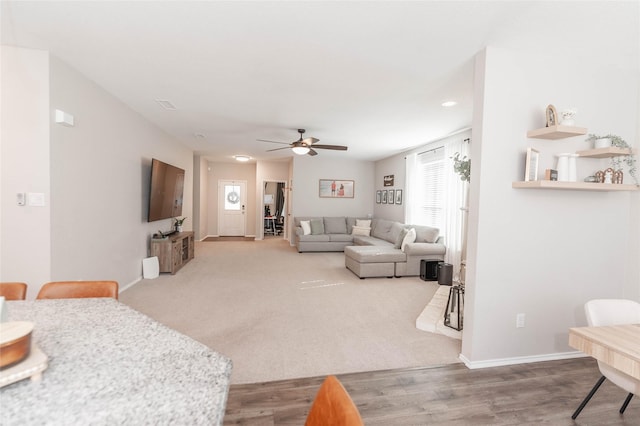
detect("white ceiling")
[2,1,638,162]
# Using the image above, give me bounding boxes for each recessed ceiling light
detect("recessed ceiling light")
[441,101,457,107]
[155,99,177,110]
[234,155,251,162]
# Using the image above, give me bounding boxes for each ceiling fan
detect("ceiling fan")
[258,129,348,156]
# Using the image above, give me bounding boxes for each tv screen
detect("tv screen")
[147,158,185,222]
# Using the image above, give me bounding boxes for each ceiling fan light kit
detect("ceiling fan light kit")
[292,146,310,155]
[258,129,348,156]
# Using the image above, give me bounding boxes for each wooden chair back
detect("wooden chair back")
[0,282,28,301]
[36,281,119,300]
[305,375,364,426]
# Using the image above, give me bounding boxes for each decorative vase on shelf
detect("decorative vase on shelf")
[556,153,571,182]
[175,225,183,233]
[568,154,578,182]
[594,138,612,149]
[560,109,577,126]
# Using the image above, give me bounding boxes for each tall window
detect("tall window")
[405,134,470,281]
[410,147,445,230]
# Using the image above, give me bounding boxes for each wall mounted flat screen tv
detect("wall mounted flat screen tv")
[147,158,185,222]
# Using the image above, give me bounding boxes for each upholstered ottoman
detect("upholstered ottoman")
[344,246,406,278]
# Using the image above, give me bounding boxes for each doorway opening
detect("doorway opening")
[218,180,247,236]
[262,180,287,240]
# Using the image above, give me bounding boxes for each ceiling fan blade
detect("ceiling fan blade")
[266,146,292,152]
[257,139,289,145]
[311,144,348,151]
[308,148,318,156]
[302,137,319,145]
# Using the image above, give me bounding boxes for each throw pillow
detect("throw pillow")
[351,225,371,236]
[310,219,325,235]
[394,228,408,249]
[401,228,416,252]
[356,219,371,228]
[300,220,311,235]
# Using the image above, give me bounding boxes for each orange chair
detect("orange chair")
[36,281,119,300]
[305,375,364,426]
[0,282,28,301]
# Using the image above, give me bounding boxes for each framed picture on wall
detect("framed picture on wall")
[382,190,387,203]
[546,104,558,127]
[388,189,395,204]
[395,189,403,205]
[524,148,539,182]
[319,179,355,198]
[376,190,382,204]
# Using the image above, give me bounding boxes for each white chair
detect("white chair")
[571,299,640,419]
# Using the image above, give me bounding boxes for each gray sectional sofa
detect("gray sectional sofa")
[293,216,446,278]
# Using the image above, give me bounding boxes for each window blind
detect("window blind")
[415,147,445,230]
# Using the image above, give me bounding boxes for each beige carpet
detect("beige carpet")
[120,239,461,384]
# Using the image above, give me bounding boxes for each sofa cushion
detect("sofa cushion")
[394,228,408,249]
[401,228,417,252]
[353,235,394,247]
[300,220,311,235]
[412,225,439,243]
[389,222,406,245]
[371,219,396,243]
[324,217,347,234]
[344,246,406,263]
[346,217,357,234]
[297,234,330,242]
[329,234,354,242]
[310,219,325,235]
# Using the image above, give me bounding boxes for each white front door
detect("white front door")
[218,180,246,236]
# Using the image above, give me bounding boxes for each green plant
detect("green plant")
[585,134,637,185]
[174,217,187,226]
[451,152,470,182]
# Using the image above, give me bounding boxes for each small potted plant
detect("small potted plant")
[585,134,637,185]
[560,108,577,126]
[451,152,470,182]
[174,217,187,232]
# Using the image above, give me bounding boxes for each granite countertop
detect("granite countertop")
[1,298,232,425]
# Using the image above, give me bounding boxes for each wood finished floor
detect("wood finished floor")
[224,357,639,425]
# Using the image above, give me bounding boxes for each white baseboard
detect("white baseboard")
[119,275,143,293]
[459,351,587,369]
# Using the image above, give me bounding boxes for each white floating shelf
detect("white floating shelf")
[576,147,633,158]
[526,125,588,140]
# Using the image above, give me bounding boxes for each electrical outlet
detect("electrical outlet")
[516,313,526,328]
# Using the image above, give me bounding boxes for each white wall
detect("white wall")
[48,56,193,294]
[194,156,209,240]
[291,156,375,220]
[462,47,639,366]
[373,155,406,222]
[0,46,51,298]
